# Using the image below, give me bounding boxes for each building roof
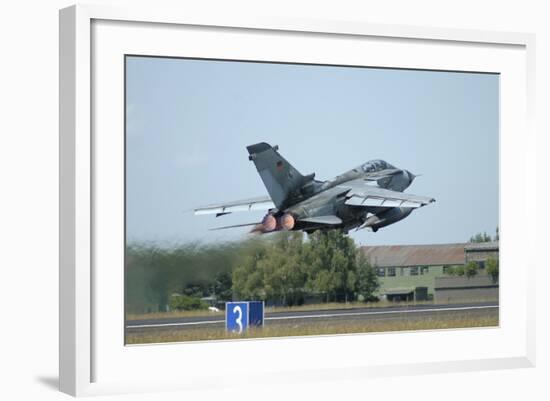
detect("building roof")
[383,287,414,295]
[464,241,499,251]
[361,243,466,267]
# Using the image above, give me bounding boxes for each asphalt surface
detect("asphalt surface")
[126,301,499,333]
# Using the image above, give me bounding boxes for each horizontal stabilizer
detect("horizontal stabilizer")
[298,215,342,225]
[194,196,274,216]
[209,222,260,231]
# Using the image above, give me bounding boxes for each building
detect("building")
[361,241,499,300]
[464,241,499,268]
[434,275,498,303]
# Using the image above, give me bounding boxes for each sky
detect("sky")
[125,56,499,247]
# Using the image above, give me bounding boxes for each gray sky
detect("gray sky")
[126,56,499,247]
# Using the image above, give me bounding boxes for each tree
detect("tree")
[232,248,268,301]
[465,261,478,278]
[303,230,358,303]
[486,257,499,282]
[356,252,380,301]
[232,232,308,306]
[225,229,378,307]
[262,232,307,306]
[469,232,492,243]
[212,271,233,301]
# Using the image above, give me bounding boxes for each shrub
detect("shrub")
[169,294,208,311]
[454,266,465,276]
[465,261,478,278]
[486,257,499,282]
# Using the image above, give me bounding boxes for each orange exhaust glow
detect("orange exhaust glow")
[279,213,295,231]
[262,214,277,232]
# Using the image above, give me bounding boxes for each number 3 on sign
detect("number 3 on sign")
[233,305,243,333]
[226,302,249,333]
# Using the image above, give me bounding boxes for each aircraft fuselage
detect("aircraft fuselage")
[282,162,417,233]
[195,143,433,235]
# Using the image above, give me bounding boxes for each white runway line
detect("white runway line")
[126,305,498,329]
[264,305,498,321]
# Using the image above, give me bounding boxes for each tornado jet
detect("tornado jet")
[194,142,435,234]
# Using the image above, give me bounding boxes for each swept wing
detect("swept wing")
[339,178,435,208]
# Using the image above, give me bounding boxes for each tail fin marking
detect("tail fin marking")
[246,142,308,209]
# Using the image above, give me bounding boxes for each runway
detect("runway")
[126,301,499,333]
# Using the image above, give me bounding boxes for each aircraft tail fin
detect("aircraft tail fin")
[247,142,313,209]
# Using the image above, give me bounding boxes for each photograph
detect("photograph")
[124,55,499,344]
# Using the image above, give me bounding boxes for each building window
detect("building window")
[377,268,386,277]
[477,261,486,269]
[410,267,418,276]
[421,266,429,275]
[388,267,396,277]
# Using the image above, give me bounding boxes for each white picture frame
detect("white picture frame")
[59,4,536,397]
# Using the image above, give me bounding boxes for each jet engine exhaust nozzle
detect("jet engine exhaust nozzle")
[261,214,277,232]
[279,213,295,231]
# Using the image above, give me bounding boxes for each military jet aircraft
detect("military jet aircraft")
[194,142,435,234]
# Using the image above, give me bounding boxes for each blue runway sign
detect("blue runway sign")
[226,301,264,333]
[226,302,249,333]
[248,301,264,327]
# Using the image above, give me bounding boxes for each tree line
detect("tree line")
[125,230,379,314]
[469,227,499,243]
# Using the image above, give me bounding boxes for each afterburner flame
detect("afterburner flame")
[262,214,277,232]
[279,213,295,231]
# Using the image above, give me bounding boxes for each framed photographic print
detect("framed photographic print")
[59,4,536,397]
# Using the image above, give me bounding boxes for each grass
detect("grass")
[126,311,499,344]
[126,309,224,321]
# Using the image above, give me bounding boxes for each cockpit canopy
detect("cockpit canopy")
[361,159,394,173]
